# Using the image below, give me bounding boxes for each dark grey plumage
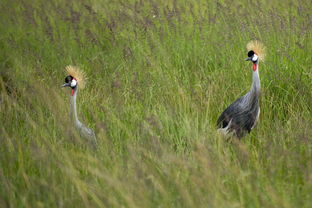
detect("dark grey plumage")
[217,90,260,138]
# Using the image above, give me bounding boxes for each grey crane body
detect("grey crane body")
[217,52,261,138]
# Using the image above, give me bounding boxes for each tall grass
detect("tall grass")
[0,0,311,207]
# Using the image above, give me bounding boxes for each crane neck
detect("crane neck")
[70,86,82,128]
[251,63,260,95]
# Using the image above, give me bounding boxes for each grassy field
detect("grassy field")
[0,0,311,207]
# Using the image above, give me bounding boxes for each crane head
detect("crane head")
[245,50,259,71]
[62,75,77,95]
[246,40,265,62]
[245,50,258,63]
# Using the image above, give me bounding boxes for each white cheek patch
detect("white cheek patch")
[252,54,258,62]
[71,79,77,87]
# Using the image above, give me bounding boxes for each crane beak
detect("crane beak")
[245,57,252,61]
[62,83,70,87]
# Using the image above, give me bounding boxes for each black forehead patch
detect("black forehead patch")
[65,75,73,83]
[247,50,255,57]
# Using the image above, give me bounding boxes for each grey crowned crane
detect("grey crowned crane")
[62,65,97,146]
[217,41,266,138]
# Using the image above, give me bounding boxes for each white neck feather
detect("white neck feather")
[251,64,260,94]
[70,86,82,128]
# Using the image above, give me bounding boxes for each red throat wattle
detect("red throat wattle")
[253,63,257,71]
[71,78,77,96]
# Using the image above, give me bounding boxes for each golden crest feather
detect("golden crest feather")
[65,65,86,89]
[246,40,266,61]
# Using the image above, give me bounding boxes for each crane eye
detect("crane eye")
[65,75,73,83]
[247,50,255,57]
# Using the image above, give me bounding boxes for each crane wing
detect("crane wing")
[217,95,259,138]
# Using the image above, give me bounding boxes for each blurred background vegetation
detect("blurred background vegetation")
[0,0,311,207]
